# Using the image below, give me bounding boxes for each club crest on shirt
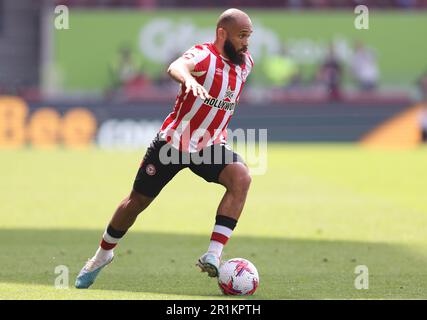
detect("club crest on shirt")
[241,68,248,82]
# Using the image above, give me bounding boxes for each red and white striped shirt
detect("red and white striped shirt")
[159,42,254,152]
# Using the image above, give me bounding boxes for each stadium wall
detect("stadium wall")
[0,96,420,149]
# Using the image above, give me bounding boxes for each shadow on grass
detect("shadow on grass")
[1,229,427,299]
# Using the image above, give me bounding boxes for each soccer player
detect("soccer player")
[75,8,254,289]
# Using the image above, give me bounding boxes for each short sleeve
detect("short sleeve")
[182,45,210,73]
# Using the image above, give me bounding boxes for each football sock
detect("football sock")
[97,224,127,258]
[93,246,113,262]
[208,215,237,258]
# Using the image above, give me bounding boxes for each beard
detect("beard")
[223,39,246,65]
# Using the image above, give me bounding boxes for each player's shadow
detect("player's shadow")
[1,228,427,299]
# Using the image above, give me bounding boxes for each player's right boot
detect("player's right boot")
[196,253,220,277]
[75,253,114,289]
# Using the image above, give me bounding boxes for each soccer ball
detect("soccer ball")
[218,258,259,296]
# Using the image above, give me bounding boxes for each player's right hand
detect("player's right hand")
[184,77,211,100]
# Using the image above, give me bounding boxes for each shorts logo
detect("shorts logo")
[146,164,156,176]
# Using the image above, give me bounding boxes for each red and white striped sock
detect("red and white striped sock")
[95,224,127,260]
[208,215,237,258]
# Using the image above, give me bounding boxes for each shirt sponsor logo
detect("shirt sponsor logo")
[203,97,236,112]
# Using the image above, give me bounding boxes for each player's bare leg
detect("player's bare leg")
[109,190,154,231]
[197,163,251,277]
[75,190,153,288]
[216,162,251,221]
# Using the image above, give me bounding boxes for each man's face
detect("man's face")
[222,23,252,65]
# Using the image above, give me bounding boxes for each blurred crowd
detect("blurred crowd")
[49,0,426,103]
[107,41,382,102]
[1,0,426,104]
[56,0,427,8]
[315,41,379,100]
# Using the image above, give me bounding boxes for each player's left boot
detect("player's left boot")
[196,252,220,277]
[75,254,114,289]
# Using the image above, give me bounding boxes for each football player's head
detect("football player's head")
[216,8,253,65]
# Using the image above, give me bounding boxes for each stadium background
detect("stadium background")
[1,0,427,299]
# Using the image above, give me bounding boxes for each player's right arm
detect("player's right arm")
[167,57,211,100]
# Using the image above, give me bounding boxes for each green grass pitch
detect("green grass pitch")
[1,143,427,299]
